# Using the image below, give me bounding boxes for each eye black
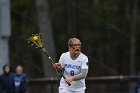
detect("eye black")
[73,44,81,47]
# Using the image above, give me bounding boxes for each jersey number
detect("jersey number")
[70,70,75,76]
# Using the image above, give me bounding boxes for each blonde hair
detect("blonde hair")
[68,38,81,47]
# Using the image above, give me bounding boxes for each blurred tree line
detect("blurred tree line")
[9,0,140,93]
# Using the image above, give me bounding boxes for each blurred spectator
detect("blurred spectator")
[0,64,13,93]
[11,65,27,93]
[135,72,140,93]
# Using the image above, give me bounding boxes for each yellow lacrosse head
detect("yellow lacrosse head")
[28,34,43,48]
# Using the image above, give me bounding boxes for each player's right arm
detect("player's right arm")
[53,63,62,69]
[53,63,64,76]
[53,53,65,69]
[53,53,65,75]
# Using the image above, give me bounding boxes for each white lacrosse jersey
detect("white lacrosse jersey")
[59,52,89,91]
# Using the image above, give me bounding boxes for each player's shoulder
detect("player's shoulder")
[79,53,88,62]
[80,52,88,59]
[60,52,69,57]
[61,52,69,55]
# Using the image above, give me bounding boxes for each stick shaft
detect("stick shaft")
[41,47,71,86]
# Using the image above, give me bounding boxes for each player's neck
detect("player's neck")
[70,52,80,60]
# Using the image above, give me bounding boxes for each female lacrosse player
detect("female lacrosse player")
[54,38,89,93]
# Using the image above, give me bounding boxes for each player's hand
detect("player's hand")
[65,76,75,84]
[53,63,61,69]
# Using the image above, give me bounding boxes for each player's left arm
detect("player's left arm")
[65,68,88,83]
[65,56,89,83]
[73,69,88,81]
[74,56,89,81]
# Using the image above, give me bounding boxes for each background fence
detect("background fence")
[28,76,139,93]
